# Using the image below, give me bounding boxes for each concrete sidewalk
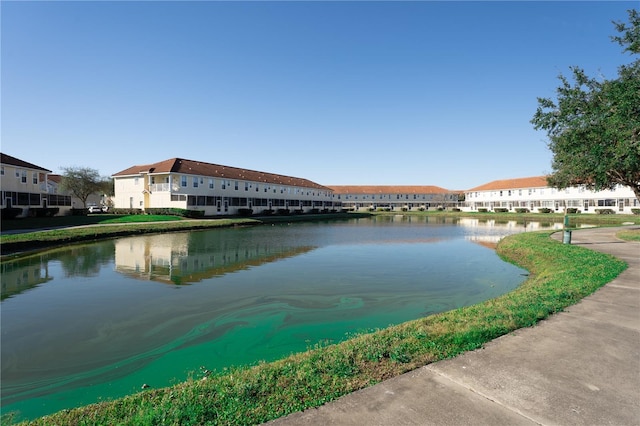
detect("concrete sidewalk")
[267,227,640,426]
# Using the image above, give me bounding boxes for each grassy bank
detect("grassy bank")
[10,230,626,425]
[371,210,639,227]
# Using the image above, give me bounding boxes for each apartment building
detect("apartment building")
[0,153,71,217]
[112,157,338,215]
[462,176,639,214]
[329,185,460,211]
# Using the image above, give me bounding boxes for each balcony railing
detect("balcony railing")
[149,183,170,192]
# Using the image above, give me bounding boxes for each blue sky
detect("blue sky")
[1,1,635,190]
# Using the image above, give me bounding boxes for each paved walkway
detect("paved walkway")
[267,227,640,426]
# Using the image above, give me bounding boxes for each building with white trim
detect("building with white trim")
[112,158,338,215]
[0,153,72,217]
[462,176,639,214]
[328,185,460,211]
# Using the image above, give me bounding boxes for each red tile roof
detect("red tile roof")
[467,176,549,192]
[1,153,51,172]
[328,185,453,194]
[112,158,331,191]
[48,174,63,184]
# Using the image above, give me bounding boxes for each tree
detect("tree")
[60,166,109,208]
[531,9,640,202]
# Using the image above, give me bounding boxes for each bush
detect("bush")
[29,207,59,217]
[401,207,408,212]
[145,208,190,217]
[538,208,552,213]
[565,208,580,214]
[515,208,530,213]
[478,208,488,213]
[260,209,274,215]
[0,207,23,220]
[494,208,509,213]
[112,208,144,215]
[237,208,253,216]
[418,207,426,211]
[631,208,640,215]
[185,210,205,218]
[595,209,615,215]
[452,208,461,212]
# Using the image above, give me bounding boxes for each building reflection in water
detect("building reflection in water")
[114,232,315,285]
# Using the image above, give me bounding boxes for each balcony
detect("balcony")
[149,183,170,192]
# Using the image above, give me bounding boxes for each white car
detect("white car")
[88,205,105,213]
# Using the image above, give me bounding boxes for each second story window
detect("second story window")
[181,176,187,187]
[21,170,27,183]
[209,179,214,189]
[193,177,198,188]
[32,172,38,184]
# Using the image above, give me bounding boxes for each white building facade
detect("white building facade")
[0,153,72,217]
[112,158,338,216]
[462,176,639,214]
[329,185,460,211]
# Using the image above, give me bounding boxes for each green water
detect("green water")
[1,216,532,421]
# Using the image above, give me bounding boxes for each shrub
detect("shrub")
[276,209,290,215]
[145,208,190,217]
[0,207,23,220]
[538,208,552,213]
[237,208,253,216]
[631,208,640,215]
[515,208,530,213]
[185,210,205,218]
[418,207,425,211]
[112,208,144,215]
[260,209,274,215]
[494,208,509,213]
[30,207,59,217]
[401,207,408,212]
[452,208,461,212]
[565,208,580,214]
[478,208,488,213]
[595,209,615,215]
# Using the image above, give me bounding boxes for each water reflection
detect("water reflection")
[1,217,562,421]
[114,232,315,285]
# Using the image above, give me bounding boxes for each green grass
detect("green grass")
[371,209,639,226]
[617,228,640,241]
[9,230,627,425]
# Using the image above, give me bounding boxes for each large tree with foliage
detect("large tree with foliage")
[60,166,110,208]
[531,9,640,201]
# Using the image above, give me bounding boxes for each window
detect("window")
[209,179,214,189]
[0,166,4,175]
[134,177,139,185]
[193,177,198,188]
[181,176,187,187]
[21,170,27,183]
[222,181,226,189]
[245,182,249,191]
[32,172,38,184]
[235,181,239,190]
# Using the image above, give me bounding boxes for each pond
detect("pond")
[1,216,560,421]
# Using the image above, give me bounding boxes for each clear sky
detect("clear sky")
[1,1,635,190]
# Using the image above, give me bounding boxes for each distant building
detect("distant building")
[462,176,639,214]
[328,185,459,211]
[112,157,338,215]
[47,174,105,211]
[0,153,71,217]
